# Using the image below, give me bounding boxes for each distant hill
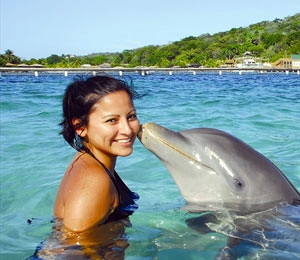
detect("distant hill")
[2,13,299,68]
[79,13,300,68]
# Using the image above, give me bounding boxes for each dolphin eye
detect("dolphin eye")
[234,178,243,189]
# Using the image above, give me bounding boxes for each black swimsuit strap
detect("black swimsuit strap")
[85,149,117,182]
[84,149,138,208]
[84,149,138,223]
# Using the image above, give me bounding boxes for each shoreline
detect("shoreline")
[1,66,299,75]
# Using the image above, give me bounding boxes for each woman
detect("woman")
[26,75,140,260]
[54,75,140,232]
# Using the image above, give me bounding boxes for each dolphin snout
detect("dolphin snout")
[137,122,159,140]
[137,122,159,145]
[137,124,144,141]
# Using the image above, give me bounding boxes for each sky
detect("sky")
[1,0,299,59]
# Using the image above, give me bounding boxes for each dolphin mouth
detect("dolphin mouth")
[137,124,143,140]
[139,122,215,172]
[138,123,183,152]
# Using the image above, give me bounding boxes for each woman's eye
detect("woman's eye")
[128,114,137,120]
[106,118,117,123]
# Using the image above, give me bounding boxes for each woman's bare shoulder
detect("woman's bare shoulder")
[58,153,118,231]
[70,153,111,182]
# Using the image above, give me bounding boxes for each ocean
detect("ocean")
[1,71,300,259]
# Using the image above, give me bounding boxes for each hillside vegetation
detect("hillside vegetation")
[1,13,299,68]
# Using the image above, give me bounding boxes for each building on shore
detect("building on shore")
[273,54,300,69]
[5,63,44,68]
[234,52,266,69]
[221,52,300,69]
[274,58,292,69]
[222,52,270,69]
[291,54,300,68]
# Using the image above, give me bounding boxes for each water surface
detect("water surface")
[1,71,300,259]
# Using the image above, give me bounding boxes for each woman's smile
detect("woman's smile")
[115,137,132,144]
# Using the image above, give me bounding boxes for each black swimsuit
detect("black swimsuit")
[86,151,139,223]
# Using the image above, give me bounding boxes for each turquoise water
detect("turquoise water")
[1,71,300,259]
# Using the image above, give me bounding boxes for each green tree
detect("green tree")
[3,49,21,64]
[0,55,6,66]
[158,57,172,68]
[46,54,64,65]
[261,33,284,49]
[5,49,14,62]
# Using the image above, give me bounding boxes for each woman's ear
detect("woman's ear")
[72,118,87,137]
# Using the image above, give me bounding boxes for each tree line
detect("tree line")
[1,13,299,68]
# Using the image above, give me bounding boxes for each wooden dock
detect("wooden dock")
[0,66,299,76]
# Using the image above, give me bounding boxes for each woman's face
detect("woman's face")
[79,90,139,161]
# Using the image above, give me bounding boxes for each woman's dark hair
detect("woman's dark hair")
[60,75,138,151]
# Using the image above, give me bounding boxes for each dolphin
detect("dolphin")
[138,122,300,213]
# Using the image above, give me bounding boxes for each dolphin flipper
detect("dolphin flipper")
[185,213,219,234]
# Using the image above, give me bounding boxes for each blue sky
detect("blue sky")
[1,0,299,59]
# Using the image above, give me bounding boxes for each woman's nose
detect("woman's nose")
[119,119,133,135]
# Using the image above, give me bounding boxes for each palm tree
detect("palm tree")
[5,49,14,63]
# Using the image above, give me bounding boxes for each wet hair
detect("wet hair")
[60,75,138,151]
